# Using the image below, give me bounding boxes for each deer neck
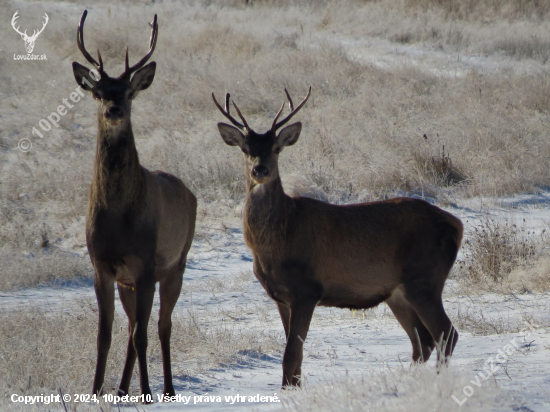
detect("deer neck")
[89,115,143,210]
[244,175,291,247]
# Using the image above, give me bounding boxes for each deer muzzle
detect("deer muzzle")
[104,106,123,124]
[251,164,270,182]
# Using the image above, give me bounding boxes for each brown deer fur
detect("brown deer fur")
[213,88,462,387]
[73,11,196,399]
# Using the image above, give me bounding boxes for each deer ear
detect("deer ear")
[274,122,302,152]
[72,62,97,92]
[130,62,156,95]
[217,123,246,147]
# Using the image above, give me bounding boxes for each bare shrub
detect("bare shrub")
[411,140,466,187]
[457,219,540,284]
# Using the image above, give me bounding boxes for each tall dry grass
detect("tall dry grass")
[455,218,550,292]
[0,298,283,408]
[405,0,550,21]
[281,364,501,412]
[3,1,550,290]
[1,5,550,270]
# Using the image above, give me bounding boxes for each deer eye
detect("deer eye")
[127,91,135,100]
[242,147,249,155]
[273,147,281,154]
[92,92,100,100]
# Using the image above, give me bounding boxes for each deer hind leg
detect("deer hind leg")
[282,300,316,387]
[158,270,184,398]
[386,288,435,362]
[403,283,458,365]
[92,265,115,395]
[117,284,137,396]
[276,302,291,340]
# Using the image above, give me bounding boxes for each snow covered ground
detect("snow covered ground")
[2,191,549,411]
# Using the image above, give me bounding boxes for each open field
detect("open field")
[1,0,550,411]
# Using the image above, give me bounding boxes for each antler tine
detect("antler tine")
[284,89,294,111]
[97,49,103,70]
[212,93,246,129]
[225,93,231,114]
[271,102,285,130]
[272,86,311,131]
[232,101,250,131]
[148,17,157,47]
[77,10,101,70]
[124,14,158,77]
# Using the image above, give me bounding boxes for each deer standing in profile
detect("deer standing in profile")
[72,11,196,399]
[213,88,462,387]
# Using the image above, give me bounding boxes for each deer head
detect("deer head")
[72,10,158,133]
[213,87,311,185]
[12,11,49,54]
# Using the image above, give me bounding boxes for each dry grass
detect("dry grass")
[3,0,550,289]
[411,141,467,188]
[505,255,550,292]
[455,218,549,292]
[171,306,283,375]
[0,302,114,411]
[2,2,550,410]
[405,0,550,21]
[0,250,89,291]
[451,306,544,336]
[459,219,539,282]
[186,270,254,294]
[281,364,501,412]
[322,0,550,62]
[0,298,283,406]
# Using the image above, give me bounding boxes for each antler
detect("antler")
[77,10,103,72]
[213,88,311,131]
[27,13,49,41]
[272,86,311,131]
[11,11,27,38]
[212,93,249,130]
[122,14,158,78]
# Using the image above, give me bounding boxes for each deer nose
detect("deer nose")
[252,164,269,179]
[105,106,122,119]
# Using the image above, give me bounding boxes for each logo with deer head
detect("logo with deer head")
[12,10,49,54]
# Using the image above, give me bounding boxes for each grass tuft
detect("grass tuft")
[457,218,542,284]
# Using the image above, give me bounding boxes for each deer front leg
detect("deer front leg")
[92,266,115,395]
[282,301,316,387]
[117,284,137,396]
[158,271,183,398]
[124,257,156,402]
[134,280,156,401]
